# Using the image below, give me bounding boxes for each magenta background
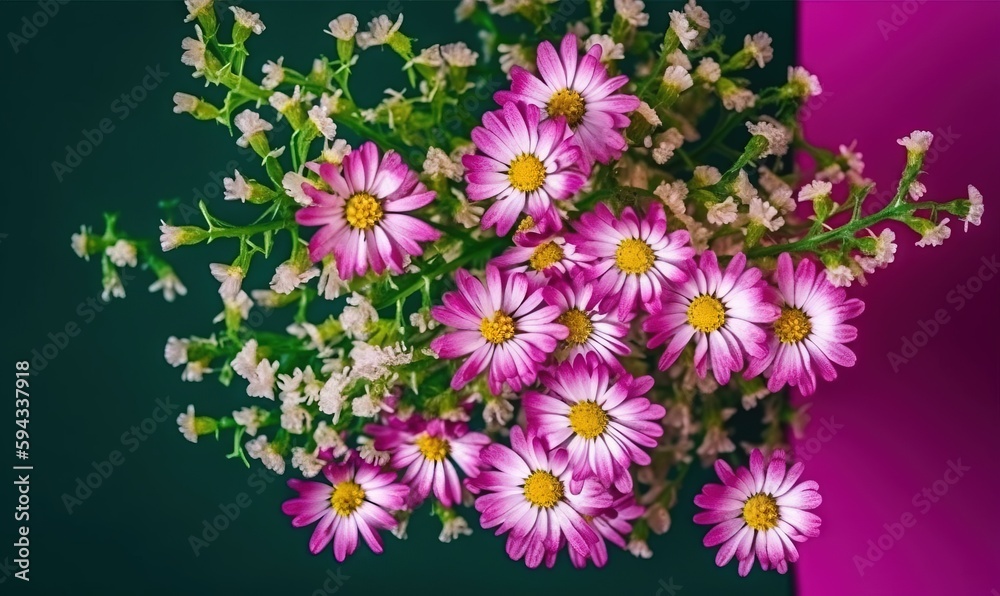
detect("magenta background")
[794,1,1000,594]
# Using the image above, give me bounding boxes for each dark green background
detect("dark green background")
[1,1,795,593]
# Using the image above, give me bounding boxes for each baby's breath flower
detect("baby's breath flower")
[635,101,661,127]
[692,165,722,188]
[963,185,984,231]
[915,218,951,247]
[149,272,187,302]
[172,92,199,114]
[245,435,285,474]
[291,447,325,478]
[230,6,265,35]
[746,120,791,157]
[897,130,934,156]
[326,14,359,40]
[684,0,710,28]
[669,10,698,49]
[105,240,137,268]
[694,57,721,84]
[825,264,855,288]
[744,32,773,68]
[498,43,534,75]
[233,406,266,436]
[101,269,126,302]
[439,516,473,543]
[281,171,312,206]
[356,14,403,49]
[662,65,693,92]
[209,263,244,301]
[707,197,739,225]
[797,180,833,202]
[321,139,352,164]
[164,337,189,367]
[666,49,691,70]
[184,0,212,23]
[585,35,624,63]
[339,293,378,340]
[423,147,464,181]
[616,0,650,27]
[261,57,284,89]
[745,197,784,232]
[223,170,251,202]
[307,105,338,140]
[719,82,756,112]
[233,110,272,148]
[787,66,822,98]
[180,27,207,76]
[358,442,390,466]
[317,258,350,300]
[270,260,320,294]
[440,42,478,67]
[908,180,927,200]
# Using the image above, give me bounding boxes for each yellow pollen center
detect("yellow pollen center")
[742,493,780,531]
[345,192,383,230]
[529,241,564,271]
[615,238,655,274]
[480,311,516,344]
[686,295,727,333]
[517,216,536,233]
[523,470,564,508]
[508,154,546,192]
[547,89,586,127]
[568,400,609,439]
[558,308,593,345]
[330,481,366,517]
[774,307,812,344]
[415,434,450,462]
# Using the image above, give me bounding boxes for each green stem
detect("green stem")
[746,201,923,258]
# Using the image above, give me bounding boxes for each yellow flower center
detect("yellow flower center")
[522,470,564,508]
[568,400,609,439]
[415,434,450,462]
[344,192,383,230]
[508,154,546,192]
[686,295,726,333]
[330,481,366,517]
[480,311,516,344]
[517,216,536,233]
[547,88,586,127]
[742,493,780,531]
[558,308,593,345]
[529,241,564,271]
[774,307,812,344]
[615,238,655,274]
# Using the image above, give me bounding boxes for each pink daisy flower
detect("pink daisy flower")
[694,449,822,576]
[569,491,645,569]
[364,416,490,508]
[745,254,864,395]
[523,354,665,493]
[542,273,632,371]
[644,251,780,385]
[463,101,588,235]
[569,202,694,319]
[430,265,568,394]
[296,141,440,279]
[490,227,592,286]
[468,426,612,568]
[496,33,641,164]
[282,457,408,562]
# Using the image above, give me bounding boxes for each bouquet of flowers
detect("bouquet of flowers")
[72,0,984,576]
